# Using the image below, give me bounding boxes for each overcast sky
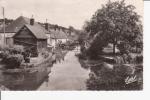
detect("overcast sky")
[0,0,143,29]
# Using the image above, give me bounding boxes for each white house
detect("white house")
[49,29,68,48]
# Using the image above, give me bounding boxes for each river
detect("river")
[37,50,90,90]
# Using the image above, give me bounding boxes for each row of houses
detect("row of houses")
[0,16,72,53]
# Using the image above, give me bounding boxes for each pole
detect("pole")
[2,7,6,45]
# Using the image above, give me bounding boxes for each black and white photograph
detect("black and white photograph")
[0,0,143,91]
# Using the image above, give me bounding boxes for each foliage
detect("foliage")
[39,48,49,58]
[76,53,87,60]
[0,44,25,68]
[77,31,88,45]
[86,34,108,59]
[86,63,142,90]
[0,44,9,51]
[0,44,24,54]
[9,45,24,54]
[1,52,24,69]
[83,0,142,55]
[68,26,75,32]
[117,41,131,54]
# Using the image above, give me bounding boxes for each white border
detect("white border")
[1,1,150,100]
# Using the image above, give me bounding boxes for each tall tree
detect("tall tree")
[84,0,142,54]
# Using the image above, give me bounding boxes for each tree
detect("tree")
[68,26,75,36]
[68,26,74,31]
[84,0,142,55]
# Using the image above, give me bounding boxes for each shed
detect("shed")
[13,24,48,56]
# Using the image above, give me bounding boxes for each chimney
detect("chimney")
[45,19,49,30]
[30,15,34,25]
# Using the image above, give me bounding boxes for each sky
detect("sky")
[0,0,143,29]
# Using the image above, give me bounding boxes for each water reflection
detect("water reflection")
[0,66,51,90]
[79,59,143,90]
[38,51,90,90]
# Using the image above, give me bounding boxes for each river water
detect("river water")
[37,50,90,90]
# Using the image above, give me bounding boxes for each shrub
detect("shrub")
[0,44,24,54]
[0,44,9,51]
[86,63,140,90]
[9,45,24,54]
[135,55,143,64]
[0,44,25,68]
[76,53,87,60]
[39,48,49,58]
[1,52,24,69]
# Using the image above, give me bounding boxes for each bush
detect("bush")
[0,44,24,54]
[0,44,9,51]
[76,53,87,60]
[86,65,125,90]
[39,48,49,58]
[9,45,24,54]
[1,52,24,69]
[86,63,141,90]
[135,55,143,64]
[117,42,131,54]
[0,44,25,68]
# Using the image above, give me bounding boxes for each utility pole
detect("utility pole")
[2,7,6,45]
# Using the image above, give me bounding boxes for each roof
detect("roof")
[0,16,28,33]
[14,24,48,39]
[0,16,49,34]
[50,30,68,39]
[25,24,48,39]
[67,35,78,41]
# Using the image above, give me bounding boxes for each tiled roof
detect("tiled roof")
[50,30,68,39]
[24,24,48,39]
[0,16,48,34]
[0,16,28,33]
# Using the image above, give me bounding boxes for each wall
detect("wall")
[13,28,38,54]
[0,33,15,45]
[37,39,47,52]
[46,34,51,46]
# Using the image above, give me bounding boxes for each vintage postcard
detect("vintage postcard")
[0,0,143,91]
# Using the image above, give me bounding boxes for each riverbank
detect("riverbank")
[0,53,53,90]
[77,53,143,90]
[0,47,69,90]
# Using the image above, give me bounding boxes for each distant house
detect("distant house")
[37,22,69,48]
[49,29,68,47]
[0,16,49,46]
[13,19,48,55]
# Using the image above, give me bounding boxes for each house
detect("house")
[49,29,68,48]
[13,18,48,56]
[0,16,49,46]
[38,22,69,48]
[43,24,68,48]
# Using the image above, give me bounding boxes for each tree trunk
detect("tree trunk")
[113,43,116,55]
[113,37,117,55]
[136,43,138,53]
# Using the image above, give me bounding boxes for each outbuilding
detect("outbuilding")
[13,24,48,56]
